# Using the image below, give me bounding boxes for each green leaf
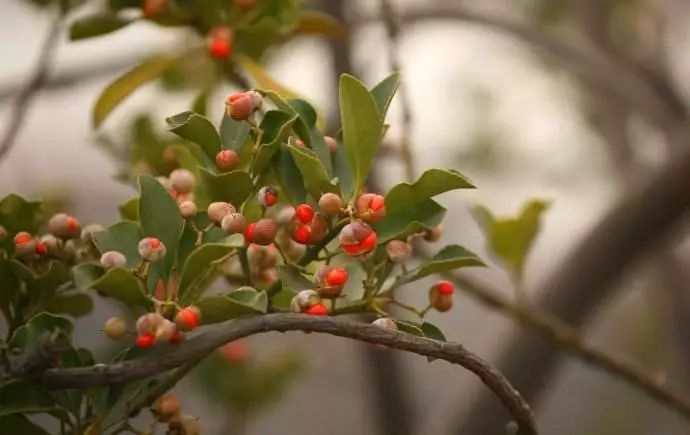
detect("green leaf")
[166,111,221,162]
[220,113,251,152]
[253,110,297,173]
[93,55,177,128]
[0,380,62,418]
[196,289,267,324]
[0,255,18,308]
[138,175,184,281]
[45,292,94,317]
[413,245,485,280]
[71,263,105,290]
[0,414,51,434]
[473,200,550,278]
[309,130,333,176]
[370,72,400,119]
[69,14,132,40]
[167,145,210,205]
[178,244,234,305]
[8,312,73,349]
[90,267,150,310]
[421,322,447,341]
[275,143,307,204]
[385,169,475,213]
[332,137,354,200]
[286,98,317,128]
[93,221,142,268]
[118,196,139,221]
[278,265,312,293]
[394,320,423,336]
[199,168,253,207]
[374,198,446,242]
[287,139,337,200]
[259,91,312,147]
[11,260,69,300]
[0,194,43,234]
[338,74,384,197]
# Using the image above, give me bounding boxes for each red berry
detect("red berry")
[208,37,232,59]
[34,241,47,255]
[266,192,277,206]
[149,237,161,249]
[436,280,454,295]
[295,204,314,224]
[326,267,348,286]
[305,303,329,316]
[361,231,377,252]
[14,232,32,246]
[293,225,311,245]
[136,333,155,348]
[175,307,201,331]
[341,242,360,255]
[170,329,184,344]
[258,186,279,207]
[244,222,256,243]
[216,149,239,172]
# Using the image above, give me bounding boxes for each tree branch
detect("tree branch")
[32,314,538,435]
[446,271,690,421]
[0,14,62,164]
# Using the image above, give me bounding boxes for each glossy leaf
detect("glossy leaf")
[11,260,69,300]
[93,55,177,128]
[8,312,73,349]
[0,381,62,418]
[0,194,43,234]
[179,244,234,305]
[287,140,337,200]
[118,196,139,221]
[199,168,253,207]
[196,289,267,324]
[278,265,312,293]
[374,198,446,242]
[90,267,150,310]
[220,112,251,152]
[370,72,400,119]
[45,292,94,317]
[473,200,550,278]
[0,414,51,435]
[258,91,311,147]
[421,322,447,341]
[275,142,307,204]
[413,245,485,280]
[253,110,297,173]
[93,221,142,268]
[385,169,475,213]
[339,74,384,197]
[71,263,105,290]
[138,175,184,280]
[69,14,131,40]
[295,10,347,38]
[166,111,221,162]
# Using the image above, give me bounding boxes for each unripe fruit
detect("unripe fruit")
[423,224,443,242]
[314,265,348,298]
[215,149,239,172]
[175,306,201,331]
[276,206,295,224]
[290,289,319,313]
[221,213,246,234]
[169,169,195,194]
[207,27,234,60]
[100,250,127,269]
[385,240,412,262]
[429,281,454,312]
[153,394,181,423]
[207,202,235,224]
[295,138,306,148]
[356,193,386,223]
[155,319,177,344]
[324,136,337,153]
[178,200,198,219]
[136,333,156,348]
[295,204,314,224]
[138,237,166,262]
[104,316,127,340]
[247,90,262,108]
[80,223,104,243]
[13,232,35,257]
[247,244,278,269]
[318,192,342,216]
[257,186,278,207]
[244,219,278,245]
[305,303,329,316]
[372,317,397,331]
[48,213,81,239]
[137,312,165,335]
[226,92,253,120]
[339,221,377,256]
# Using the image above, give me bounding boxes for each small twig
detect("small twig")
[36,314,538,435]
[380,0,415,181]
[0,13,62,164]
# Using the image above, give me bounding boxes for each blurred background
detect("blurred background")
[2,0,690,434]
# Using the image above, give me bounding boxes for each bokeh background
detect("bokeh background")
[2,0,690,434]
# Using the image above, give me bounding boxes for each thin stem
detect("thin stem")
[238,247,253,286]
[389,299,422,318]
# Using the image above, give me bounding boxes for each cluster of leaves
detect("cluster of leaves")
[0,71,488,433]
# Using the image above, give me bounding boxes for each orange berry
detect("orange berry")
[104,316,126,340]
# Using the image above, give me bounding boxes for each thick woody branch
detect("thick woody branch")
[33,314,538,435]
